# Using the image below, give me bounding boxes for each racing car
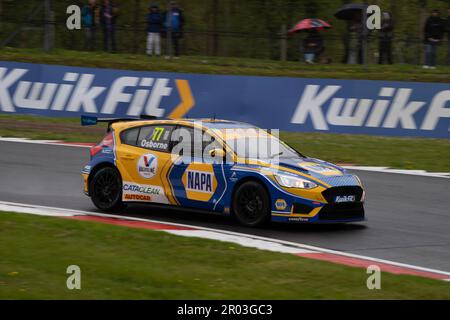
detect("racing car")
[81,116,365,227]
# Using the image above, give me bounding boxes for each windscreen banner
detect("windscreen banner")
[0,60,449,138]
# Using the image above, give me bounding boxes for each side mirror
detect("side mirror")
[209,148,226,158]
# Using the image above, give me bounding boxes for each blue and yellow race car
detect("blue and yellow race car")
[81,116,365,227]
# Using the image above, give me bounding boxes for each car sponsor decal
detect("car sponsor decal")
[335,195,356,203]
[122,182,169,204]
[181,163,217,202]
[299,162,343,176]
[137,153,158,179]
[275,199,288,210]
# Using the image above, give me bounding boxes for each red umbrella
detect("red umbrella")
[289,18,331,33]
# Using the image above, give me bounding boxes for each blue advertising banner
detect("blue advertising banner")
[0,60,449,138]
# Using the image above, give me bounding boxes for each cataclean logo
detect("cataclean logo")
[186,170,213,193]
[0,66,194,118]
[137,154,158,179]
[123,184,161,195]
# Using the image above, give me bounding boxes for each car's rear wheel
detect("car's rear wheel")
[232,181,270,227]
[90,167,124,212]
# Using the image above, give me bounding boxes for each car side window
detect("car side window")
[172,126,223,160]
[136,125,174,153]
[120,127,140,146]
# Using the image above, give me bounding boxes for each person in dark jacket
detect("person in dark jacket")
[344,14,364,64]
[302,30,324,64]
[378,12,394,64]
[100,0,119,53]
[163,1,185,57]
[146,4,163,56]
[82,0,99,51]
[423,9,445,69]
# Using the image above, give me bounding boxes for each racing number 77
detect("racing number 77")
[152,127,165,141]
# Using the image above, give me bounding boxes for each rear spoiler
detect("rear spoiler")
[81,115,158,131]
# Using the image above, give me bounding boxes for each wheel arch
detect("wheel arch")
[230,175,272,215]
[87,161,120,196]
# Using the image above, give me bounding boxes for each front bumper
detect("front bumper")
[270,185,365,223]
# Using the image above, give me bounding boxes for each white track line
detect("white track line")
[1,137,449,178]
[0,137,91,148]
[1,200,450,278]
[343,165,450,179]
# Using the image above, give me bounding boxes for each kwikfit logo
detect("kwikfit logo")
[335,195,356,203]
[0,67,176,116]
[291,85,450,131]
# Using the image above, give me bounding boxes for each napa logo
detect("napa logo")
[182,163,218,202]
[186,170,213,193]
[275,199,287,210]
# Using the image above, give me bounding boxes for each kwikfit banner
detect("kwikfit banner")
[0,60,449,138]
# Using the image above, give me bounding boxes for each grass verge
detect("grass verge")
[1,211,449,299]
[1,47,450,82]
[0,114,449,172]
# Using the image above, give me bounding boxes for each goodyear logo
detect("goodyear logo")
[186,170,213,193]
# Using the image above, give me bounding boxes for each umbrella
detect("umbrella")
[334,3,368,20]
[289,18,331,33]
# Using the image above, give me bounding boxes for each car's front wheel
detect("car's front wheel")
[90,166,124,212]
[232,181,270,227]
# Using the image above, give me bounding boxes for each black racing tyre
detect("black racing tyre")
[89,167,124,212]
[232,181,271,227]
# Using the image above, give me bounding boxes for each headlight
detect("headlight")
[274,174,317,189]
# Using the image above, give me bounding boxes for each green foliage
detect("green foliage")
[1,0,449,63]
[1,211,450,299]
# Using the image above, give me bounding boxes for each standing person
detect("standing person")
[100,0,119,53]
[302,30,324,64]
[164,1,185,57]
[378,12,394,64]
[146,4,163,56]
[345,14,363,64]
[423,9,445,69]
[82,0,99,51]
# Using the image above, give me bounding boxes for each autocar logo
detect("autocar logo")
[335,195,356,203]
[137,153,158,179]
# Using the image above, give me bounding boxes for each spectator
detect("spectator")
[302,30,324,64]
[345,14,363,64]
[378,12,394,64]
[423,9,445,69]
[146,4,163,56]
[82,0,99,51]
[100,0,119,53]
[163,1,185,57]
